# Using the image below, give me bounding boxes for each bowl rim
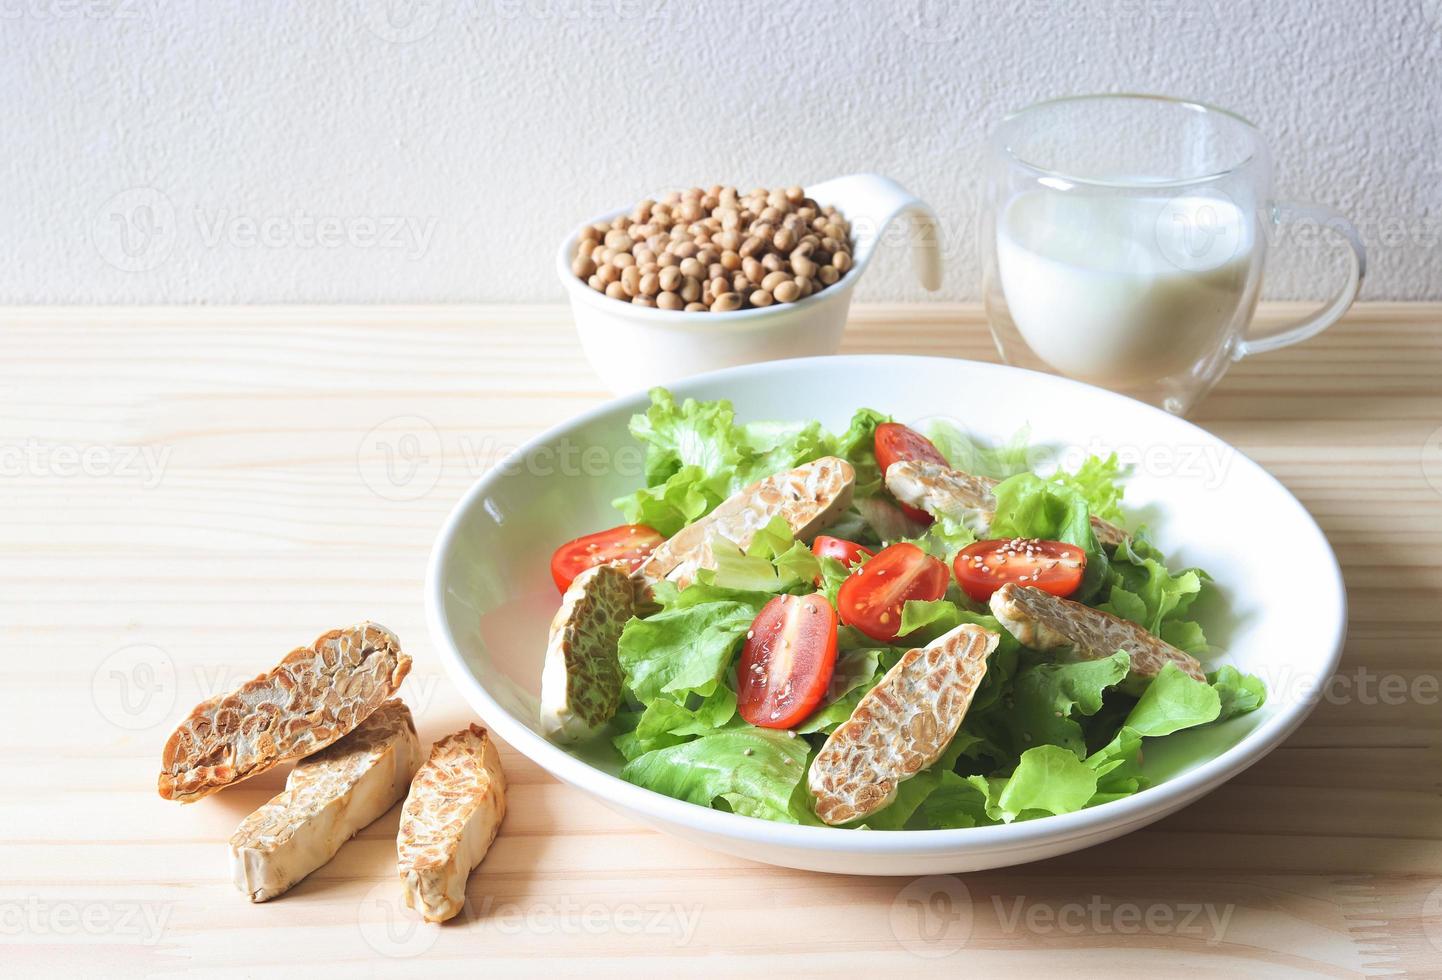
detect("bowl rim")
[425,354,1347,856]
[556,203,865,331]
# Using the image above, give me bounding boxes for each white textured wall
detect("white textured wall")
[2,0,1438,303]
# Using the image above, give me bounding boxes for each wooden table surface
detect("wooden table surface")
[4,303,1441,977]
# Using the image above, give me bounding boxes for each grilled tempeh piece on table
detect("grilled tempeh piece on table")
[230,699,421,902]
[397,724,507,923]
[158,622,413,803]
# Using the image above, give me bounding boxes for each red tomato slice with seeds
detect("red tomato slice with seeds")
[952,538,1087,602]
[874,422,949,525]
[811,535,874,568]
[737,593,839,729]
[550,524,664,593]
[836,541,949,642]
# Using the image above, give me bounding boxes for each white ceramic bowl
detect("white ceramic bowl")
[425,355,1345,875]
[558,174,943,394]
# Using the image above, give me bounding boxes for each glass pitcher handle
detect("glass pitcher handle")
[1235,201,1366,358]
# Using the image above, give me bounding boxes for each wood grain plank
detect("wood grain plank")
[2,303,1439,976]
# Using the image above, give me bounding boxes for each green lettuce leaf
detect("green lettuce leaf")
[896,598,966,644]
[628,388,749,486]
[906,513,977,562]
[620,728,811,822]
[613,464,724,538]
[615,392,892,536]
[966,651,1132,766]
[926,421,1035,479]
[612,389,845,535]
[616,598,755,705]
[1106,533,1207,635]
[1080,663,1234,807]
[988,744,1099,821]
[610,709,689,761]
[1210,665,1268,721]
[917,771,994,829]
[1049,453,1126,525]
[1124,662,1221,736]
[989,472,1094,548]
[988,473,1110,601]
[831,408,891,498]
[635,686,739,740]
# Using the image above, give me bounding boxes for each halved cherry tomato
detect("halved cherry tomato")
[737,593,839,729]
[874,422,949,525]
[952,538,1087,602]
[550,524,664,592]
[836,541,949,642]
[811,535,874,568]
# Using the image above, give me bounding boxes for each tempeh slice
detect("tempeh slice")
[989,582,1205,682]
[397,724,507,923]
[637,456,855,590]
[540,563,634,741]
[808,623,998,826]
[885,459,1128,547]
[158,621,413,803]
[229,699,421,902]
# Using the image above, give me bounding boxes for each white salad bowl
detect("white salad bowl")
[425,355,1345,875]
[558,173,943,394]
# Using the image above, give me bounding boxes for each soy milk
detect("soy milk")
[996,190,1255,387]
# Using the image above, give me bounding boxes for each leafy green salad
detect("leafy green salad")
[563,389,1265,830]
